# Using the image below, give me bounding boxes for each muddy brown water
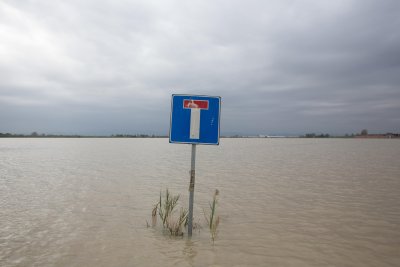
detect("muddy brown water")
[1,138,399,266]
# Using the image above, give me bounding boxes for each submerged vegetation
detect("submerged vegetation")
[149,188,220,241]
[150,189,188,236]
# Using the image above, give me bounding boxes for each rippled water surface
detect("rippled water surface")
[1,138,400,266]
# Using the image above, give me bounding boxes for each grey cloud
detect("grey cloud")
[1,0,399,135]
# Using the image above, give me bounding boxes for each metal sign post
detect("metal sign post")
[188,144,196,236]
[169,94,221,237]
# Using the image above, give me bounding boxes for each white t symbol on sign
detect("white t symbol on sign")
[184,100,208,139]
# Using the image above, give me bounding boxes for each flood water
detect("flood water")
[1,138,399,266]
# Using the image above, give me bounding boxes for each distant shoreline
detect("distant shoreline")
[1,133,399,139]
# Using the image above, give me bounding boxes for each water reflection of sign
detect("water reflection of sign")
[170,95,221,145]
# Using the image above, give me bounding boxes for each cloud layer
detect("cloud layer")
[1,0,399,135]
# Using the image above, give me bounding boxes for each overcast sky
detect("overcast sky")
[1,0,399,136]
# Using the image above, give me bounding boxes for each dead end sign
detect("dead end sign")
[169,94,221,145]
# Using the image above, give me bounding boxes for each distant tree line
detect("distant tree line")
[0,132,167,138]
[1,129,398,139]
[301,129,399,138]
[302,133,331,138]
[0,132,83,138]
[110,134,166,138]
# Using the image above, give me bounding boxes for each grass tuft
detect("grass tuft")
[151,203,158,227]
[204,189,220,242]
[167,207,188,236]
[149,188,220,239]
[154,189,188,236]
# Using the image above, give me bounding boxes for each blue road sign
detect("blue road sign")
[169,94,221,145]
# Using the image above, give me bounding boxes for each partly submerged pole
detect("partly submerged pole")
[188,144,196,236]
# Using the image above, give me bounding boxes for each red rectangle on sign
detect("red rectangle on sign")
[183,100,209,109]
